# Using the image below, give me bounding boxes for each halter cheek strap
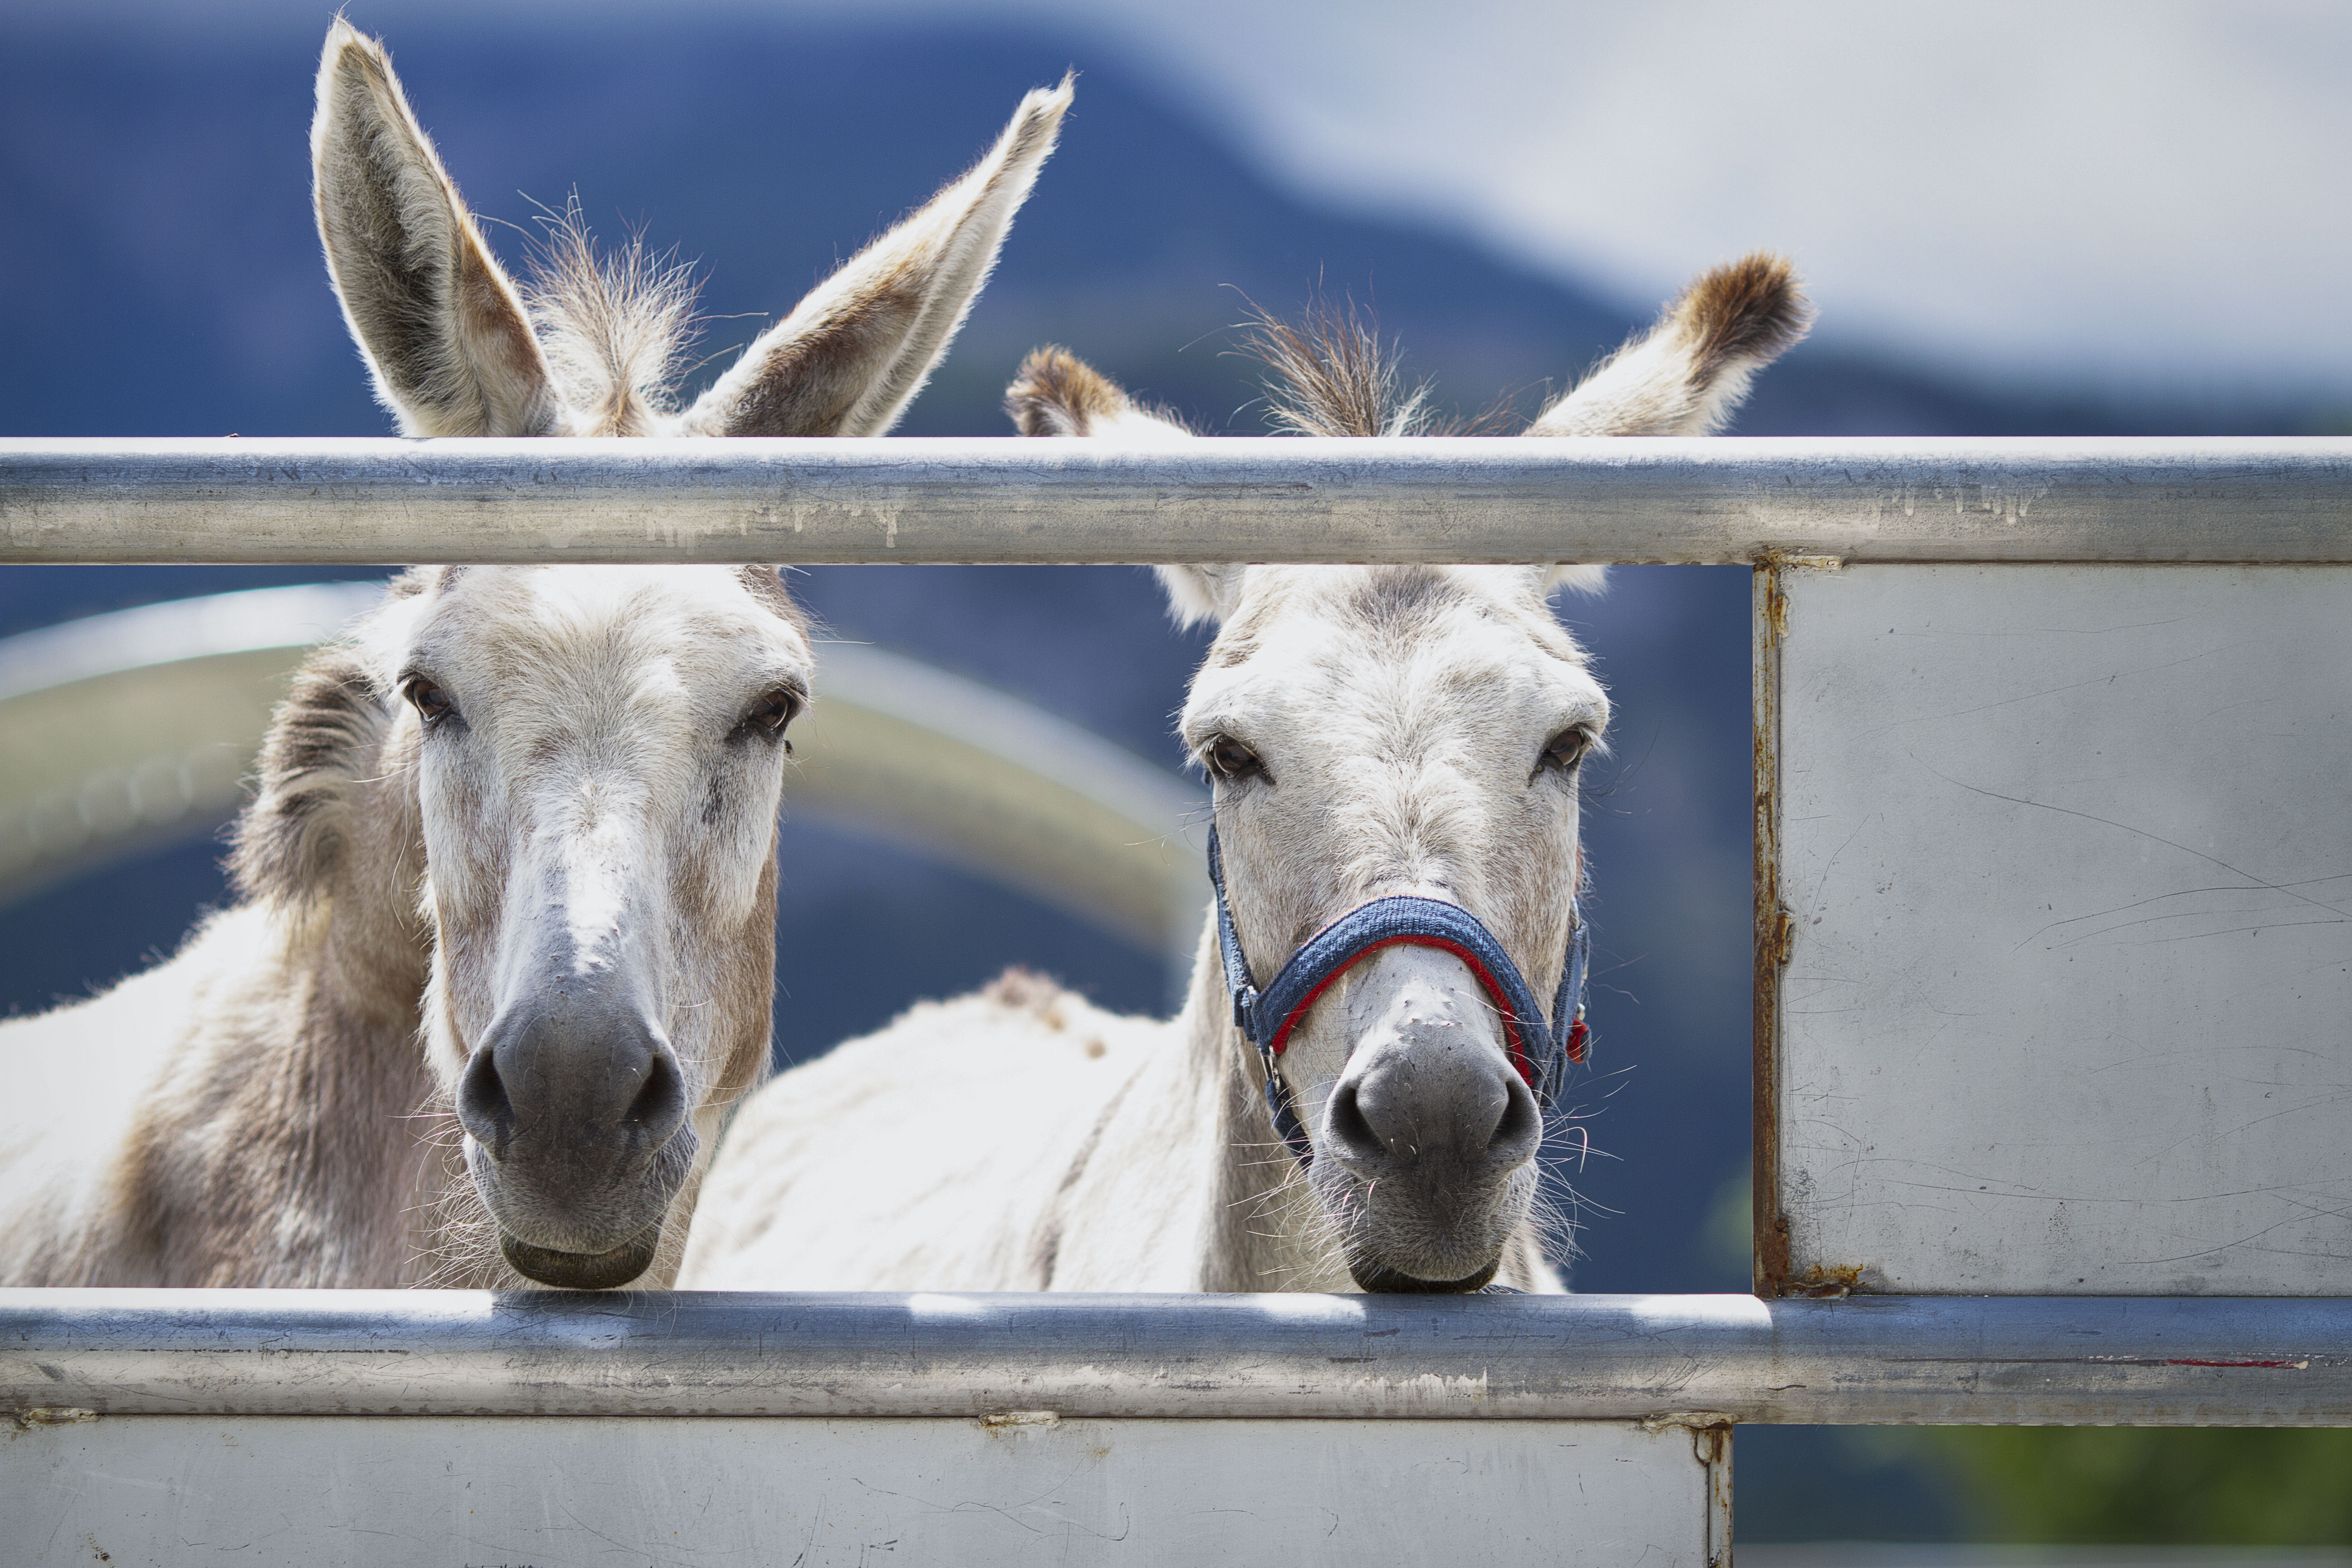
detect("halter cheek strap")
[1207,824,1590,1170]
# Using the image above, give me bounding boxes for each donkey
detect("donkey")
[681,256,1809,1294]
[0,23,1069,1290]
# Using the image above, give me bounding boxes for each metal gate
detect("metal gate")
[4,434,2347,1567]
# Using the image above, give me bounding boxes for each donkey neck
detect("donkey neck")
[124,772,446,1287]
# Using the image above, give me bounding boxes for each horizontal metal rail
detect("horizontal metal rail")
[5,1291,2346,1426]
[4,437,2350,565]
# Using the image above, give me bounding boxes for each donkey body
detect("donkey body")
[0,24,1068,1289]
[682,258,1810,1294]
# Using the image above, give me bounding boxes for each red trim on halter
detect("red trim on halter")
[1261,931,1541,1089]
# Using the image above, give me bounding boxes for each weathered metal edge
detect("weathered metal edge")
[6,1291,2348,1426]
[8,437,2352,565]
[1752,563,1791,1297]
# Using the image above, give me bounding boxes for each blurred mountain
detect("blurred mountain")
[5,17,2320,452]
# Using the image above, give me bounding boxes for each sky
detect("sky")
[30,0,2349,406]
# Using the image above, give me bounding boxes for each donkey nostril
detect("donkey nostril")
[1489,1073,1541,1163]
[1324,1078,1384,1162]
[456,1046,515,1160]
[626,1048,689,1147]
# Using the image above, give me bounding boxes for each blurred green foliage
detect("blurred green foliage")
[1867,1428,2352,1544]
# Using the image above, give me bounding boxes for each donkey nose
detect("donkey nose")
[1324,1039,1540,1174]
[457,992,688,1172]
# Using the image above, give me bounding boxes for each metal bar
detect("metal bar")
[4,437,2350,565]
[5,1291,2347,1426]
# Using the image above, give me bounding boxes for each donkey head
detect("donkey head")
[235,565,815,1290]
[267,24,1067,1287]
[1006,258,1808,1290]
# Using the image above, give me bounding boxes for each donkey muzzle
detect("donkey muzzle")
[1315,998,1544,1292]
[457,986,696,1286]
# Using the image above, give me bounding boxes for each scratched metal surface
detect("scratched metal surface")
[5,1291,2347,1424]
[0,1414,1720,1568]
[4,437,2351,564]
[1773,564,2352,1295]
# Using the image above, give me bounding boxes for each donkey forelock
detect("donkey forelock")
[525,208,701,439]
[1242,302,1443,440]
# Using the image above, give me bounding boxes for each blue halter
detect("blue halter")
[1207,823,1590,1169]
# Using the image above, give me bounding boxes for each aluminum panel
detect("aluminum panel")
[3,1414,1721,1568]
[1770,564,2352,1294]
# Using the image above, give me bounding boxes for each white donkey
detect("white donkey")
[0,23,1068,1291]
[683,256,1809,1294]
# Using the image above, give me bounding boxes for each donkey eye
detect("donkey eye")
[402,676,456,725]
[1204,735,1265,782]
[1539,727,1592,776]
[737,687,801,742]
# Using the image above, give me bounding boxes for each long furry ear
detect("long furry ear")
[312,21,558,437]
[682,78,1073,438]
[1004,348,1221,621]
[1528,252,1811,438]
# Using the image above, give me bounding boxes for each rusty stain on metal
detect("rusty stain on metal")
[10,1407,97,1431]
[1784,1263,1875,1299]
[1702,1421,1734,1568]
[1643,1411,1737,1443]
[1752,561,1793,1298]
[1645,1408,1734,1568]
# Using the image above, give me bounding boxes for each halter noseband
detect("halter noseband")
[1207,823,1590,1169]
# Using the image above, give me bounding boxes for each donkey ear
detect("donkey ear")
[1153,564,1248,628]
[681,79,1073,438]
[1004,346,1193,442]
[1526,253,1811,438]
[312,22,558,437]
[1002,347,1223,621]
[1524,564,1609,598]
